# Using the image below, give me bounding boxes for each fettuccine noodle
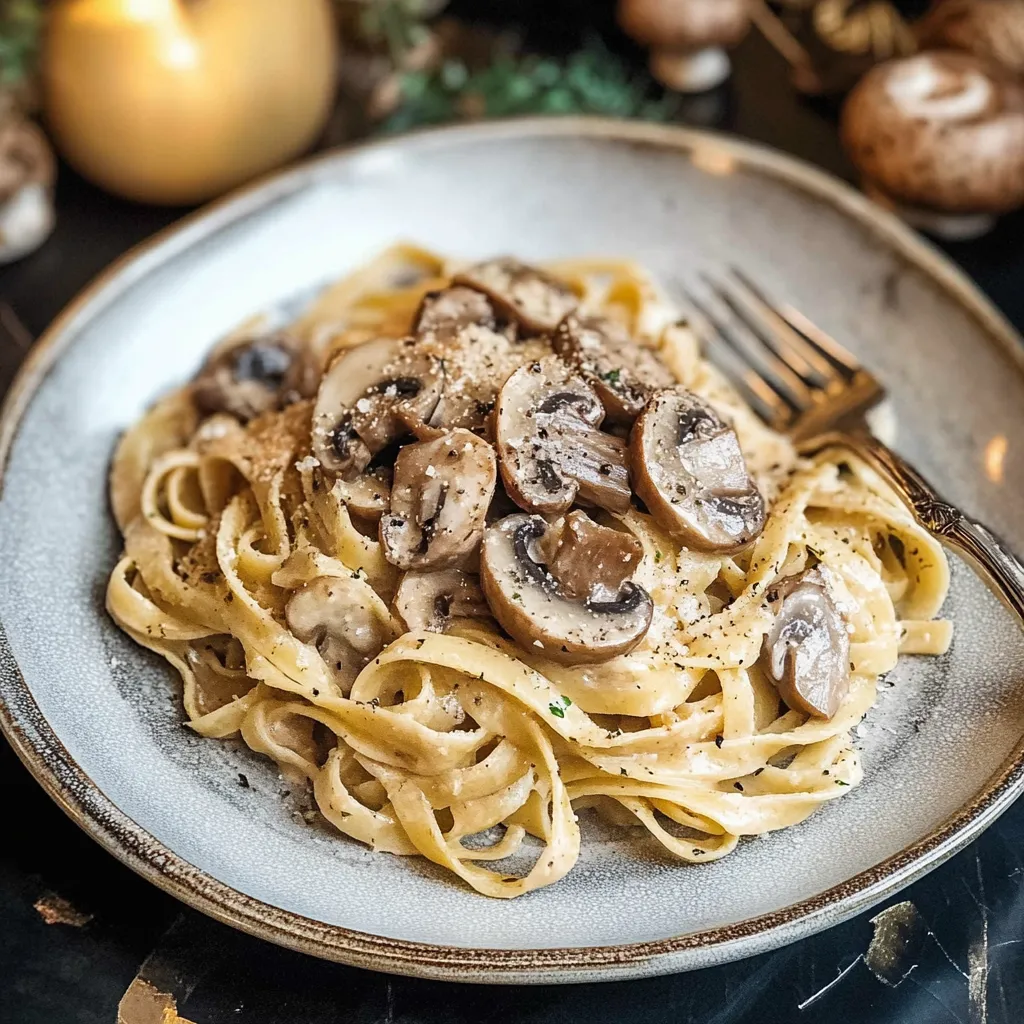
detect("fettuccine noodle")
[107,246,951,898]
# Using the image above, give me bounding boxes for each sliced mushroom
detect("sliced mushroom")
[631,387,765,551]
[332,466,392,522]
[413,285,499,342]
[285,576,389,694]
[760,566,851,720]
[552,314,675,424]
[495,357,631,515]
[380,429,496,570]
[193,333,318,422]
[394,569,490,632]
[310,337,444,479]
[480,513,653,665]
[540,511,645,600]
[418,321,551,435]
[453,258,578,334]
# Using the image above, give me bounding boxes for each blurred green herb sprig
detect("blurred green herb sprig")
[0,0,40,89]
[350,0,448,61]
[381,38,678,133]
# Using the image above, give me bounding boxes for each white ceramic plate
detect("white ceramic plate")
[2,119,1024,984]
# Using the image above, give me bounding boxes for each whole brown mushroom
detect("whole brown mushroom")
[917,0,1024,78]
[0,112,55,264]
[841,50,1024,238]
[617,0,751,93]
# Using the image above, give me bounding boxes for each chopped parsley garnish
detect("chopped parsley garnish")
[511,592,522,602]
[602,368,622,384]
[835,779,850,786]
[548,695,573,718]
[654,551,663,563]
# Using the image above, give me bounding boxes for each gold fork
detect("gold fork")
[679,269,1024,623]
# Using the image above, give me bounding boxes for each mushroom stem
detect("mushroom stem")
[650,46,732,92]
[513,520,550,584]
[862,179,997,241]
[0,182,54,264]
[587,582,646,615]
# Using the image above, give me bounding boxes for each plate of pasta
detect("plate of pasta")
[2,119,1024,984]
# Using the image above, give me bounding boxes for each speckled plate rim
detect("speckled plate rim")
[1,117,1024,985]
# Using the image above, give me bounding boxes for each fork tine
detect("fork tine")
[706,271,826,386]
[780,304,863,375]
[689,278,817,412]
[724,268,849,390]
[675,286,796,429]
[731,267,861,376]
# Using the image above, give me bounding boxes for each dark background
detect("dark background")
[2,6,1024,1023]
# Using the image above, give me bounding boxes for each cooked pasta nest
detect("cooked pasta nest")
[107,245,951,898]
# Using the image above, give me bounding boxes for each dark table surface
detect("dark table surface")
[3,16,1024,1024]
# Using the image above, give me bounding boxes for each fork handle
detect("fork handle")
[815,432,1024,623]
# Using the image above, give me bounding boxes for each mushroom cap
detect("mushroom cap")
[480,513,653,665]
[630,387,766,552]
[841,50,1024,214]
[0,116,55,201]
[917,0,1024,77]
[333,466,392,522]
[759,566,851,720]
[380,428,497,570]
[310,337,444,478]
[193,333,319,423]
[285,576,389,693]
[393,568,490,633]
[495,357,632,515]
[552,314,675,425]
[413,285,499,343]
[617,0,750,51]
[453,258,579,334]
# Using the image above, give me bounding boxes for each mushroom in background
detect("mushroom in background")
[0,111,55,264]
[841,50,1024,239]
[480,512,653,665]
[617,0,751,93]
[916,0,1024,78]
